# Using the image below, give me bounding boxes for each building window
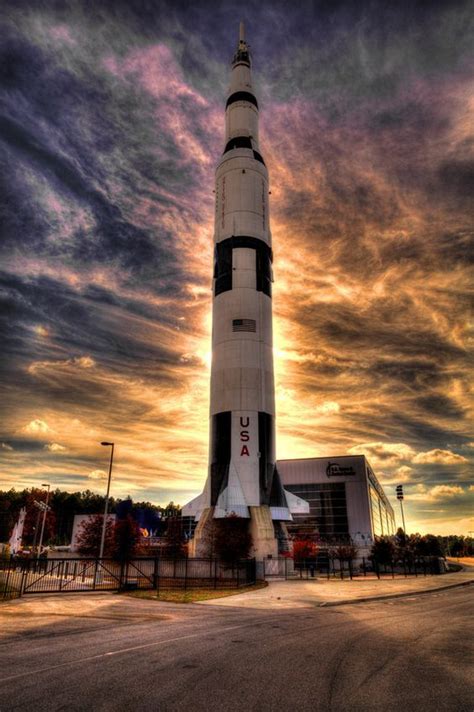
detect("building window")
[369,486,383,536]
[285,483,349,539]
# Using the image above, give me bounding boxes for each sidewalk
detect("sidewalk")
[199,560,474,609]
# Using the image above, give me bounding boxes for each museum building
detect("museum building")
[277,455,396,548]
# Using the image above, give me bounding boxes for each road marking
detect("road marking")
[0,622,255,684]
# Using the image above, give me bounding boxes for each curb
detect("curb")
[319,578,474,607]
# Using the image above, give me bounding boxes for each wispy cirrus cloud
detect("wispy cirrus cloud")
[0,0,472,532]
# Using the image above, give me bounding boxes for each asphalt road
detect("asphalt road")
[1,587,472,712]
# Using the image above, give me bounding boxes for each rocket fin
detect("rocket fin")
[182,493,206,521]
[270,488,310,521]
[214,461,250,518]
[269,506,292,521]
[284,488,310,514]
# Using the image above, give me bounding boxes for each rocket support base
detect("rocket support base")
[248,506,279,559]
[188,507,216,558]
[188,505,281,559]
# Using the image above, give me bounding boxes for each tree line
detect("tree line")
[0,487,181,546]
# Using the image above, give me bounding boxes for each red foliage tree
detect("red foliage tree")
[213,514,253,565]
[76,515,114,557]
[163,517,187,558]
[292,538,319,561]
[113,515,144,561]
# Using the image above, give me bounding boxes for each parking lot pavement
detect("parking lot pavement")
[0,586,472,711]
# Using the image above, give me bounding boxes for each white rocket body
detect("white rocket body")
[184,27,308,528]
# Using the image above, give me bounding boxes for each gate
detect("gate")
[0,556,257,599]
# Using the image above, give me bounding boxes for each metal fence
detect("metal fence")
[0,556,257,600]
[292,555,445,580]
[0,553,445,600]
[253,554,446,581]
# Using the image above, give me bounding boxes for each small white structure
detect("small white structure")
[9,507,26,555]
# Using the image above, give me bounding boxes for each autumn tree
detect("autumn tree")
[76,515,114,557]
[163,516,187,558]
[332,544,358,562]
[20,489,56,548]
[370,536,395,565]
[113,515,143,562]
[292,538,319,561]
[213,514,253,565]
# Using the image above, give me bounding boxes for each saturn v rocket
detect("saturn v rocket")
[184,24,308,558]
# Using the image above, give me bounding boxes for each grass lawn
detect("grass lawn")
[126,582,267,604]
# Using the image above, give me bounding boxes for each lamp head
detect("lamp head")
[101,441,114,446]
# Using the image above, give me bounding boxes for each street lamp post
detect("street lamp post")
[396,484,406,533]
[37,483,51,560]
[99,442,114,559]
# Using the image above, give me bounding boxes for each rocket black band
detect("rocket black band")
[224,136,252,152]
[223,137,266,166]
[252,150,265,165]
[226,91,258,110]
[214,236,272,297]
[258,412,287,508]
[210,411,231,506]
[258,411,274,501]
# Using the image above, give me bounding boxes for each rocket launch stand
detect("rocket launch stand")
[189,506,279,560]
[248,506,279,559]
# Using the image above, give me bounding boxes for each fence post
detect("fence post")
[375,559,380,580]
[237,564,240,588]
[391,559,395,579]
[20,560,29,596]
[348,558,353,580]
[340,559,344,580]
[184,556,188,591]
[153,557,158,590]
[3,565,12,600]
[214,558,218,589]
[93,560,98,590]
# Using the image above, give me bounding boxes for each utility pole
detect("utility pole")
[32,506,42,550]
[37,483,51,559]
[396,485,406,532]
[99,442,114,559]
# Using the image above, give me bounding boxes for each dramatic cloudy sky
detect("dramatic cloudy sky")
[1,0,473,534]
